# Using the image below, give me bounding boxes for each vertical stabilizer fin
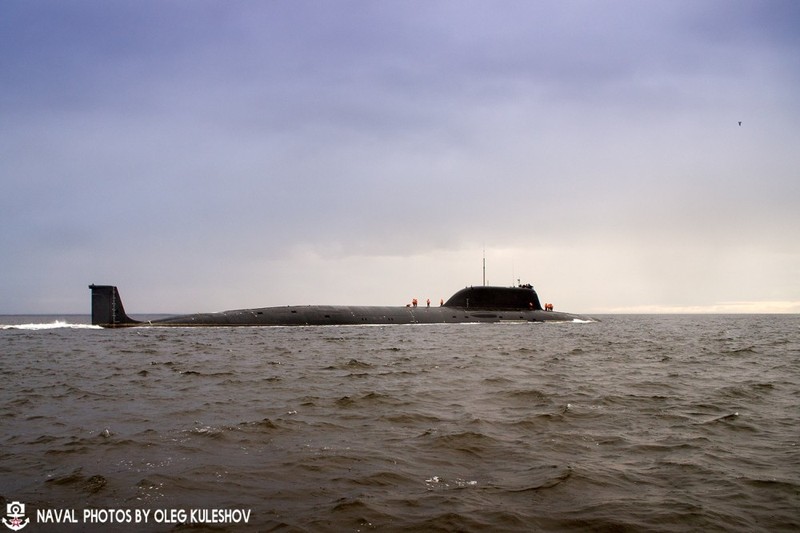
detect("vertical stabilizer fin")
[89,284,139,327]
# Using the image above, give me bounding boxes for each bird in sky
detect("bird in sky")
[738,121,742,126]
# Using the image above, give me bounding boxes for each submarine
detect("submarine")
[89,283,593,328]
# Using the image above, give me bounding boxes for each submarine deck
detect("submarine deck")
[146,305,583,326]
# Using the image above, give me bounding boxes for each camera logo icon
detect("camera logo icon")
[2,502,29,531]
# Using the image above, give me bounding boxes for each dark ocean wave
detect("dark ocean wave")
[1,316,798,531]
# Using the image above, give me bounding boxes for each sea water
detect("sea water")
[1,315,798,531]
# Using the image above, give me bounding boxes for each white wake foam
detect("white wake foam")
[1,321,101,330]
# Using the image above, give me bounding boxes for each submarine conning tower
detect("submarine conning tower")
[443,285,543,310]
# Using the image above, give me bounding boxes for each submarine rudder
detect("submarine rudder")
[89,284,139,327]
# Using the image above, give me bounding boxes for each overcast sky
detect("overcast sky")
[2,1,799,314]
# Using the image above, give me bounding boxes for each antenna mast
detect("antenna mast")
[482,248,486,286]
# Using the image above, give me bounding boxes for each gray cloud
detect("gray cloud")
[1,0,798,313]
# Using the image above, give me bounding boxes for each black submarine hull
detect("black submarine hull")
[89,284,592,328]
